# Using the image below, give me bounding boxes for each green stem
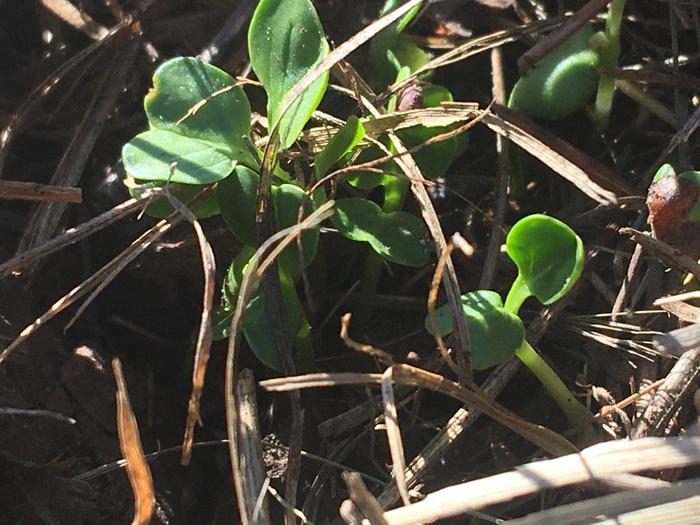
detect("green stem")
[504,273,531,315]
[594,0,625,128]
[354,175,409,328]
[515,339,590,428]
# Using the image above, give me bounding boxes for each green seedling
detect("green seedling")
[509,0,626,126]
[508,24,599,121]
[428,214,589,427]
[121,0,449,368]
[248,0,330,149]
[368,0,428,88]
[122,0,330,368]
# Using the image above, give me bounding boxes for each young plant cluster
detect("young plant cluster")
[120,0,592,426]
[121,0,466,368]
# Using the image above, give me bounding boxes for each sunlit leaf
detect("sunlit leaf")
[248,0,329,148]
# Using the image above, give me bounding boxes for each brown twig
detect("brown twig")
[0,180,82,203]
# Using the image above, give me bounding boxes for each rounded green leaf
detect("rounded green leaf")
[426,290,525,370]
[144,57,252,157]
[122,130,237,184]
[332,198,429,267]
[508,24,599,120]
[217,165,260,246]
[248,0,330,149]
[506,214,584,305]
[332,198,383,243]
[371,211,429,267]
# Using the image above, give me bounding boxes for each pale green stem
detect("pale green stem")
[504,273,531,315]
[594,0,626,128]
[515,339,590,428]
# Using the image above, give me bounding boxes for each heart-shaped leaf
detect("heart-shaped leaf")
[122,130,237,185]
[314,116,365,179]
[122,57,256,188]
[505,214,584,313]
[248,0,329,149]
[145,57,252,157]
[426,290,524,370]
[332,198,429,266]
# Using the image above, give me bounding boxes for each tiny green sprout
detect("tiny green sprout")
[428,214,589,427]
[504,214,585,315]
[508,24,599,120]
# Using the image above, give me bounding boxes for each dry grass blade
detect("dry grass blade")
[224,202,335,524]
[17,36,139,256]
[340,313,395,364]
[652,324,700,356]
[619,227,700,282]
[632,347,700,438]
[658,301,700,324]
[517,0,611,72]
[112,358,154,525]
[181,218,216,466]
[39,0,110,40]
[342,472,390,525]
[426,242,460,374]
[381,367,409,506]
[0,187,164,278]
[233,370,272,525]
[385,17,566,99]
[481,106,634,204]
[0,19,132,178]
[595,495,700,525]
[0,180,82,203]
[260,364,577,457]
[0,195,194,364]
[507,478,700,525]
[380,437,700,525]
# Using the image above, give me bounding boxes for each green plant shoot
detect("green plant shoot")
[427,214,589,427]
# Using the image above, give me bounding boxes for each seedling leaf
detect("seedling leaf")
[333,198,429,266]
[248,0,330,149]
[505,214,584,312]
[122,130,237,184]
[426,290,525,370]
[144,57,254,162]
[508,24,599,120]
[314,116,365,179]
[128,181,221,219]
[242,290,304,370]
[217,165,260,246]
